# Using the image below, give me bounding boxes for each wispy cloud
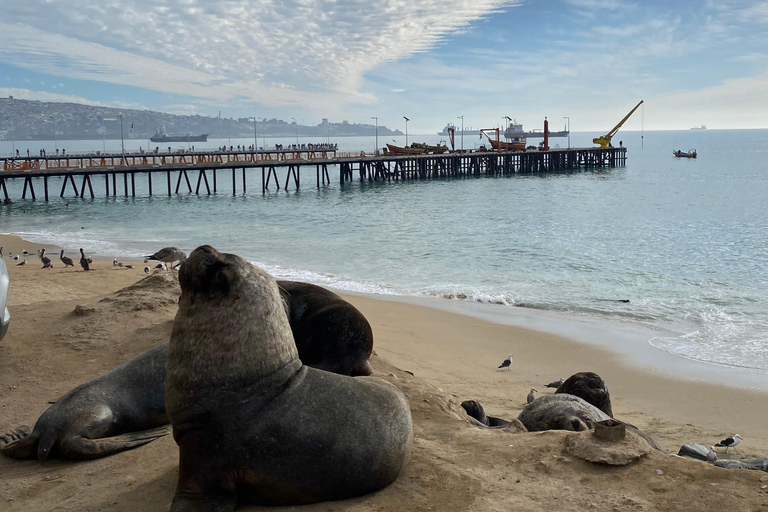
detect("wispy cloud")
[0,0,521,107]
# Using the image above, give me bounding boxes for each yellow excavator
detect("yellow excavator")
[593,100,644,149]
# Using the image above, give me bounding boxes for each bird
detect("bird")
[707,446,718,462]
[144,247,187,270]
[144,266,151,274]
[113,258,119,266]
[545,378,565,389]
[498,354,513,371]
[87,256,93,264]
[60,250,74,267]
[17,259,27,266]
[715,434,741,453]
[155,263,166,270]
[40,248,53,269]
[12,255,19,261]
[527,388,537,404]
[79,248,90,271]
[22,249,29,256]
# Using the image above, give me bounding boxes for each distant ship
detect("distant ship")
[504,120,568,139]
[150,127,208,143]
[437,123,481,136]
[690,125,707,130]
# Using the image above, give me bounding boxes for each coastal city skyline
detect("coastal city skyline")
[1,1,767,132]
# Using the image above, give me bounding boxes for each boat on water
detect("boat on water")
[690,125,707,130]
[504,120,568,139]
[150,127,208,143]
[437,123,481,136]
[673,149,697,158]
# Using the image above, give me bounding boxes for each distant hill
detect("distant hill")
[0,97,403,141]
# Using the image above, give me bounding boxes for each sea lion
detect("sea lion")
[277,280,373,376]
[0,344,169,460]
[166,245,412,510]
[518,394,667,453]
[555,371,613,417]
[460,400,510,428]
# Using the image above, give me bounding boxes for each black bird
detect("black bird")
[498,354,513,371]
[60,250,74,268]
[40,249,53,269]
[715,434,741,453]
[79,248,90,271]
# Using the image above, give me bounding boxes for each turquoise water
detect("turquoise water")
[1,129,767,373]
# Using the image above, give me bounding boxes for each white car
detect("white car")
[0,258,8,341]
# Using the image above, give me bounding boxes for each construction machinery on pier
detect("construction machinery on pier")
[593,100,644,149]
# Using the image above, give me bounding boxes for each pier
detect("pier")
[0,146,627,202]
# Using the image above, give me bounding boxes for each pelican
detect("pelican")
[60,250,75,268]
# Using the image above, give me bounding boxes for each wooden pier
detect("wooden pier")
[0,146,627,202]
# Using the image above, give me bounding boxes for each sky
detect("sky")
[1,0,767,132]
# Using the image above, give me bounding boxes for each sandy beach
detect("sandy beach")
[1,233,768,511]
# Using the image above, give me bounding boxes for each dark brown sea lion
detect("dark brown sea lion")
[555,371,613,417]
[460,399,510,428]
[0,344,169,460]
[166,246,412,510]
[277,280,373,376]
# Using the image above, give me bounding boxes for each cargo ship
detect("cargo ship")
[504,120,568,139]
[150,127,208,143]
[437,123,481,136]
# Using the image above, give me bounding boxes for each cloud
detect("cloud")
[0,0,521,107]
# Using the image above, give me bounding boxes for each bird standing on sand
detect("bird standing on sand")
[40,249,53,269]
[715,434,741,453]
[527,388,537,404]
[79,248,90,271]
[60,250,74,268]
[144,266,150,274]
[498,354,513,371]
[12,255,19,261]
[113,258,119,267]
[545,378,565,388]
[144,247,187,270]
[17,259,27,266]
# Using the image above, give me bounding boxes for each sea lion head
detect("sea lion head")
[169,245,298,398]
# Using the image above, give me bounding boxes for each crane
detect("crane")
[593,100,644,149]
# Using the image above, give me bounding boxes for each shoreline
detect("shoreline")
[3,232,768,439]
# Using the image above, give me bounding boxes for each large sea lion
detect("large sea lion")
[555,371,613,417]
[166,246,412,510]
[277,280,373,376]
[0,344,169,460]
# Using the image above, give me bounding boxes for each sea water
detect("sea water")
[1,129,767,376]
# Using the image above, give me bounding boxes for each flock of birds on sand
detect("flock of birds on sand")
[0,246,187,276]
[496,353,744,456]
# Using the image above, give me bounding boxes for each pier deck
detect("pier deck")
[0,146,627,202]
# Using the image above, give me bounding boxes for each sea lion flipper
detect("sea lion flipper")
[0,425,37,459]
[59,426,170,459]
[350,360,373,377]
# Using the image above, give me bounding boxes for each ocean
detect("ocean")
[1,129,767,379]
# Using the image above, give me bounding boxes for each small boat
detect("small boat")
[410,142,449,153]
[487,137,526,151]
[385,143,425,155]
[673,149,697,158]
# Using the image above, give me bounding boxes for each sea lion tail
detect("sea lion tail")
[350,360,373,377]
[0,425,38,459]
[59,426,171,459]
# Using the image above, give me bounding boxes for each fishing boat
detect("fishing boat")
[488,138,527,151]
[385,143,425,155]
[410,142,449,153]
[673,149,697,158]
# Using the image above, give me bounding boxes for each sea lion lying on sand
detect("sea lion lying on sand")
[0,345,169,460]
[166,245,412,510]
[461,400,510,428]
[555,371,613,417]
[277,280,373,376]
[1,278,377,461]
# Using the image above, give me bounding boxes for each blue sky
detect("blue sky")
[1,0,767,132]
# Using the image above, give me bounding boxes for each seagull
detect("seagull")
[113,258,119,266]
[12,255,19,261]
[17,259,27,266]
[545,378,565,388]
[144,247,187,270]
[527,388,537,404]
[60,250,74,268]
[155,263,166,270]
[707,446,718,462]
[22,249,29,256]
[40,249,53,269]
[715,434,741,453]
[144,266,150,274]
[498,354,513,371]
[79,248,90,271]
